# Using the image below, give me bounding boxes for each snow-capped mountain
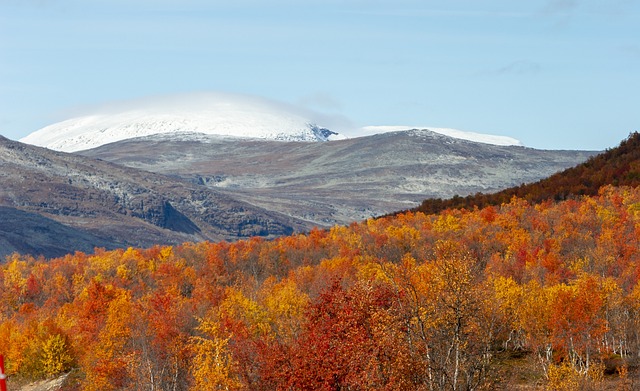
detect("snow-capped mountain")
[20,93,345,152]
[356,126,522,146]
[20,92,523,152]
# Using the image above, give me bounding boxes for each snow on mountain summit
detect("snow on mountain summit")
[20,93,523,152]
[20,93,345,152]
[358,126,522,146]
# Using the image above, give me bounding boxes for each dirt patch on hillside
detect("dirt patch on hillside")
[11,373,68,391]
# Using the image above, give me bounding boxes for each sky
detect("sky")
[0,0,638,150]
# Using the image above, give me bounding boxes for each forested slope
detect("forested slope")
[411,131,640,215]
[2,183,640,390]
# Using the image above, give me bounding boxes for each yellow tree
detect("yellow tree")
[389,241,498,390]
[41,333,73,377]
[492,275,527,351]
[2,255,28,312]
[216,286,270,387]
[189,316,241,391]
[260,277,309,343]
[519,280,554,371]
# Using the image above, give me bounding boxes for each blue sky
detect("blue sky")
[0,0,638,150]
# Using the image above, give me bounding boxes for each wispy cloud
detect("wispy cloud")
[57,91,357,133]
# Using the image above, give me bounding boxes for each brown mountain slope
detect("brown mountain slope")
[0,136,308,259]
[410,131,640,214]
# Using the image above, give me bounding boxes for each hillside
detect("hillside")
[0,206,117,258]
[411,131,640,215]
[80,129,596,226]
[1,183,639,390]
[0,128,595,259]
[0,136,307,259]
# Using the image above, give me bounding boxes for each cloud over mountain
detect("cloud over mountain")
[20,92,347,152]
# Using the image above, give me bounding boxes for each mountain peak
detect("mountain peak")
[20,93,345,152]
[358,126,522,146]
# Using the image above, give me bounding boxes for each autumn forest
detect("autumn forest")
[2,134,640,390]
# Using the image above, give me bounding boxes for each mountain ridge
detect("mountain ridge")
[0,135,308,259]
[360,126,522,146]
[80,129,597,227]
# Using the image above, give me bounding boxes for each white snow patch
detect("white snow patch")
[357,126,523,146]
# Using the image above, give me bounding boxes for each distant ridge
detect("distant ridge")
[80,129,595,227]
[359,126,522,146]
[410,131,640,215]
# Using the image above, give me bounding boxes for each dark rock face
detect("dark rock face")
[159,201,201,234]
[0,136,306,260]
[310,125,339,140]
